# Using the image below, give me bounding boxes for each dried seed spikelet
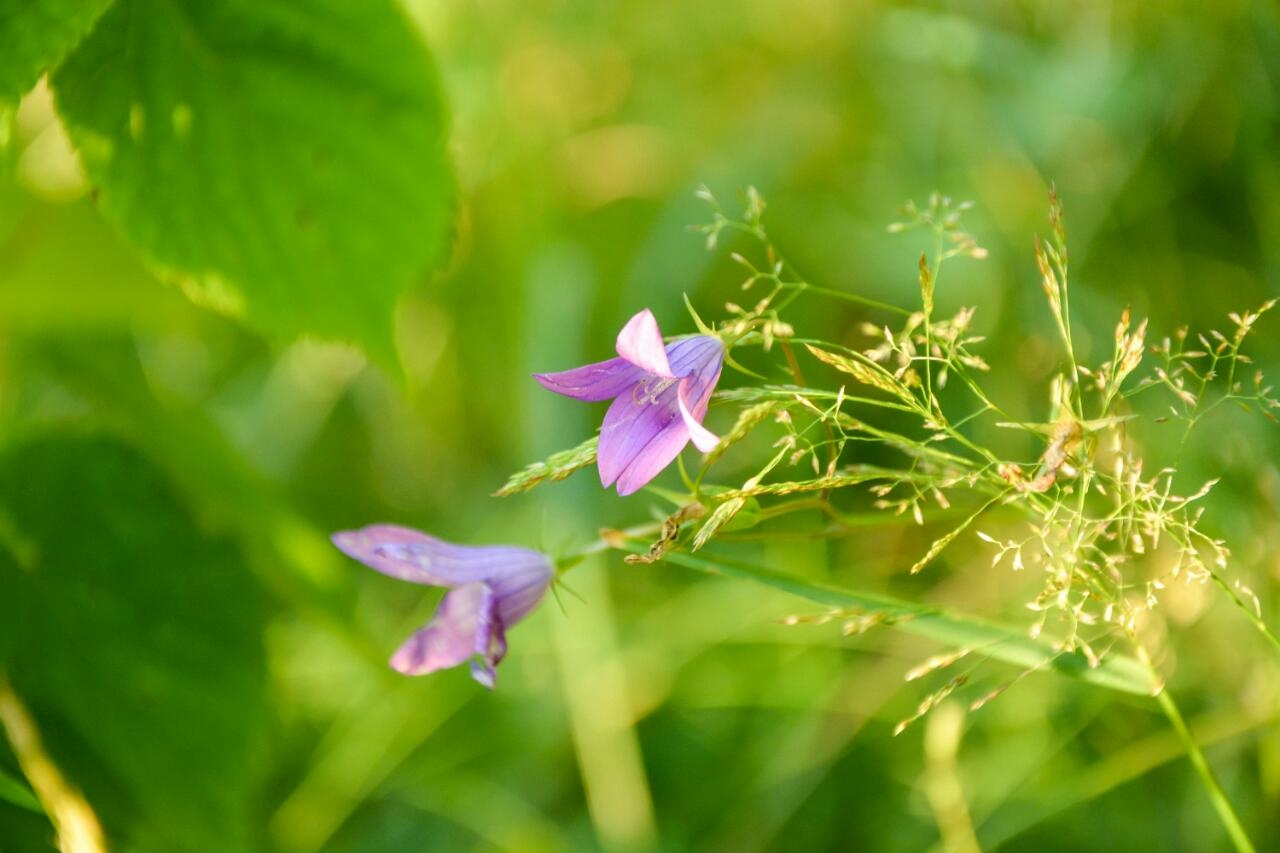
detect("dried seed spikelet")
[805,344,915,405]
[905,648,972,682]
[1114,305,1131,346]
[1230,298,1278,344]
[704,401,783,467]
[843,610,892,636]
[1107,308,1148,394]
[714,465,904,500]
[692,497,747,551]
[496,436,598,496]
[1034,235,1061,313]
[919,252,934,316]
[779,609,843,627]
[625,503,706,564]
[894,675,968,736]
[909,508,983,575]
[1048,184,1067,250]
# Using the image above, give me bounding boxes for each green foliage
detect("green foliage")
[0,764,40,813]
[0,435,269,851]
[50,0,454,362]
[0,0,111,104]
[536,186,1278,850]
[2,1,1280,851]
[648,547,1154,696]
[678,189,1276,686]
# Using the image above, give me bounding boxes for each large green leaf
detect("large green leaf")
[0,434,269,851]
[50,0,454,362]
[649,547,1157,696]
[0,0,113,104]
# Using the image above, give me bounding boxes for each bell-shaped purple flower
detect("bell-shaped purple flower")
[332,524,554,688]
[535,309,724,496]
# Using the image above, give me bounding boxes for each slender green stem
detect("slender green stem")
[1162,526,1280,659]
[555,522,664,572]
[920,228,944,409]
[782,282,910,316]
[1208,572,1280,657]
[1150,672,1256,853]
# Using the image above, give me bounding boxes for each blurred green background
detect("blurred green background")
[3,0,1280,850]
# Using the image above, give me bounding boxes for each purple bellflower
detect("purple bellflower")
[332,524,554,688]
[535,309,724,496]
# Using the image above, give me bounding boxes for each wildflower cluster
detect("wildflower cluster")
[332,186,1278,740]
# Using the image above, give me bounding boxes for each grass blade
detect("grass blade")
[644,547,1156,696]
[0,765,41,813]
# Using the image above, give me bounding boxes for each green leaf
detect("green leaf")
[647,547,1156,696]
[0,434,270,851]
[0,764,40,814]
[0,0,113,104]
[50,0,454,363]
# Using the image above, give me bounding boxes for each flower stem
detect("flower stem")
[555,522,664,573]
[783,282,910,316]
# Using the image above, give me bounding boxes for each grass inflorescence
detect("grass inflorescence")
[504,187,1278,851]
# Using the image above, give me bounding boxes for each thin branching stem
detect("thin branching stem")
[781,282,911,316]
[1207,571,1280,656]
[1152,683,1257,853]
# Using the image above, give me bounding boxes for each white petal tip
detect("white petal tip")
[689,426,720,453]
[678,389,720,452]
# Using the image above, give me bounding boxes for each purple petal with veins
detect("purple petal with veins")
[390,582,502,677]
[538,310,724,495]
[332,525,554,688]
[532,357,646,402]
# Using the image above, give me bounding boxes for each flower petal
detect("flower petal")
[597,380,698,495]
[389,582,504,686]
[533,357,645,402]
[678,379,720,452]
[615,420,697,496]
[470,610,509,689]
[597,379,681,489]
[616,309,673,378]
[667,335,725,383]
[332,525,551,595]
[597,335,727,494]
[672,337,725,423]
[493,567,554,627]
